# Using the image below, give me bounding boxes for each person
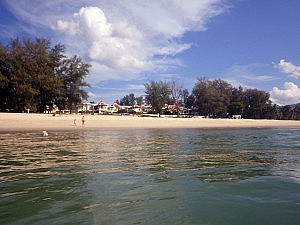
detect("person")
[82,116,85,126]
[42,130,48,136]
[73,119,77,126]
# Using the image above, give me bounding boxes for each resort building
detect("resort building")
[77,102,97,114]
[76,101,192,117]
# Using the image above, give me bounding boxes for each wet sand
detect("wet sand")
[1,113,300,132]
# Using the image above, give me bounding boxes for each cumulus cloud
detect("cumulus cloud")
[52,2,223,77]
[53,1,227,81]
[54,6,150,71]
[2,0,228,83]
[270,82,300,105]
[276,59,300,79]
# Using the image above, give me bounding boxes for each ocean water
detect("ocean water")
[0,128,300,225]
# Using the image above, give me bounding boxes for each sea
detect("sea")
[0,128,300,225]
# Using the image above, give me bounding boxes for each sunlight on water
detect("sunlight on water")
[0,128,300,224]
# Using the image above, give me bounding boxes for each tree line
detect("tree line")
[118,78,299,120]
[1,38,299,120]
[0,38,90,113]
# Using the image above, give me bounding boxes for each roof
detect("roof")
[98,101,108,106]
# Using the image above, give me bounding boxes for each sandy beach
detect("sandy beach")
[1,113,300,132]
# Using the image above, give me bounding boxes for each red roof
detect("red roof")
[168,105,177,110]
[98,101,108,106]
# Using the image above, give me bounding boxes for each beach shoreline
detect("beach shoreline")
[1,113,300,132]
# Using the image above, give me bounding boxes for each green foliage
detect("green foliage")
[192,78,232,117]
[2,37,299,120]
[241,88,271,119]
[119,93,144,106]
[0,38,90,113]
[120,93,136,106]
[191,77,280,119]
[280,104,300,120]
[135,96,144,105]
[131,77,300,120]
[56,55,90,113]
[228,101,245,115]
[144,80,171,116]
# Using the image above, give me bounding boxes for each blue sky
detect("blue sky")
[1,0,300,105]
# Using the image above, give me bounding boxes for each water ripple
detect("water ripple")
[1,128,300,224]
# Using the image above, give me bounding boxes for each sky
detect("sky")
[0,0,300,105]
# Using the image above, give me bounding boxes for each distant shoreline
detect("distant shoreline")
[1,113,300,132]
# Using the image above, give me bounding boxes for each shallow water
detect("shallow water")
[0,128,300,225]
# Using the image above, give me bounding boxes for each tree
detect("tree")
[185,94,195,109]
[23,38,64,112]
[192,77,232,117]
[294,104,300,120]
[57,55,91,113]
[182,88,189,106]
[0,43,10,111]
[280,105,294,120]
[229,86,245,116]
[169,77,184,115]
[135,95,144,105]
[2,38,39,112]
[228,101,244,116]
[120,93,136,106]
[211,79,232,117]
[192,77,210,116]
[280,104,300,120]
[263,104,282,120]
[0,38,91,113]
[241,88,271,119]
[119,93,144,106]
[144,80,170,116]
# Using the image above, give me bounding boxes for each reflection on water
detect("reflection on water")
[0,128,300,225]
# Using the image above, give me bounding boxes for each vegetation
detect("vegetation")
[192,78,232,118]
[0,38,90,113]
[1,37,300,120]
[140,77,299,120]
[169,77,189,115]
[280,104,300,120]
[144,80,171,116]
[191,77,277,119]
[118,93,143,106]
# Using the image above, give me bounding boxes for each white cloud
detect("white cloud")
[127,84,145,91]
[2,0,229,96]
[53,5,198,78]
[87,92,97,99]
[222,64,275,90]
[276,59,300,79]
[62,6,112,40]
[52,2,224,77]
[87,61,132,83]
[120,0,226,38]
[3,0,227,82]
[54,6,148,71]
[226,64,274,81]
[270,82,300,105]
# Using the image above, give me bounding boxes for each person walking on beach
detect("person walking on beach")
[82,116,85,126]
